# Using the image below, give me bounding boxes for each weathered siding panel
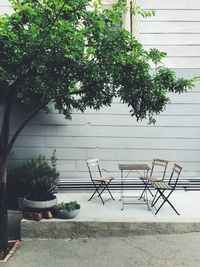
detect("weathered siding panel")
[0,0,13,15]
[140,0,200,68]
[141,0,200,9]
[141,22,200,34]
[141,10,200,22]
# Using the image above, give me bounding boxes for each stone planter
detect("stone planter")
[23,195,57,209]
[57,208,80,219]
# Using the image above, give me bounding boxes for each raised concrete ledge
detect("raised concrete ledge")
[21,220,200,239]
[21,192,200,239]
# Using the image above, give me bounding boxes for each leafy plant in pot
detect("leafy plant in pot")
[23,150,60,210]
[56,201,80,219]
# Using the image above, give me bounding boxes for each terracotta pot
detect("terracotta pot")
[23,195,57,209]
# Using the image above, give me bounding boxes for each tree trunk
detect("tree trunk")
[0,159,8,252]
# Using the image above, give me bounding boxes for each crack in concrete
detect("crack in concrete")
[126,240,163,260]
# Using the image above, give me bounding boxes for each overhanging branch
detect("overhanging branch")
[8,99,49,153]
[7,91,70,152]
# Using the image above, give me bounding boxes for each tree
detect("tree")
[0,0,194,253]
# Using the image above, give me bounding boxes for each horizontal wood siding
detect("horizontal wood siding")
[141,0,200,9]
[1,1,200,188]
[140,0,200,68]
[0,0,12,15]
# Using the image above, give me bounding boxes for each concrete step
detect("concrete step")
[21,191,200,239]
[21,219,200,239]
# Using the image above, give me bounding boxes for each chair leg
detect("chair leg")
[105,182,115,200]
[98,193,105,205]
[96,180,115,201]
[88,182,101,200]
[88,180,115,205]
[139,180,154,200]
[155,189,180,215]
[88,182,105,205]
[139,187,146,200]
[151,189,164,207]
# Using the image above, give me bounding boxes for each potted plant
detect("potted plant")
[21,150,60,210]
[56,201,80,219]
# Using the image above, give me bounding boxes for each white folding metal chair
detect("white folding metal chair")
[139,158,169,199]
[86,159,115,205]
[151,163,182,215]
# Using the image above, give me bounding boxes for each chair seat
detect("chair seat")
[147,176,163,182]
[93,176,114,182]
[152,181,172,190]
[139,176,162,182]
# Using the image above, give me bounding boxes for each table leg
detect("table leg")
[121,170,125,210]
[144,170,151,211]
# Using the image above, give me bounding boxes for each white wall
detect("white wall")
[140,0,200,68]
[0,0,12,14]
[1,1,200,182]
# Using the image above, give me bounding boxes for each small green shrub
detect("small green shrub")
[57,201,80,211]
[9,150,59,201]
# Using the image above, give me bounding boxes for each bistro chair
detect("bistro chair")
[151,163,182,215]
[86,158,115,205]
[139,158,169,199]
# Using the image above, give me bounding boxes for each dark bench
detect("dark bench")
[58,178,200,191]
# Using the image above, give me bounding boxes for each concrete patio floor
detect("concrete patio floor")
[7,190,200,266]
[56,190,200,222]
[20,190,200,239]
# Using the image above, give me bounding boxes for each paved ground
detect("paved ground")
[6,191,200,266]
[3,233,200,267]
[56,191,200,222]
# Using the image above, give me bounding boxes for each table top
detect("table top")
[118,164,151,171]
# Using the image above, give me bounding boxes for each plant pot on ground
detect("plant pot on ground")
[23,172,59,210]
[19,150,60,210]
[56,201,81,219]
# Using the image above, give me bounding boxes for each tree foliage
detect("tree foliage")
[0,0,193,125]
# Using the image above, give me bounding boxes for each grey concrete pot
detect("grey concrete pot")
[23,195,57,209]
[57,208,80,219]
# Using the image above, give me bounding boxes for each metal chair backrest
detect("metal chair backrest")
[150,158,169,180]
[86,159,102,180]
[168,164,182,189]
